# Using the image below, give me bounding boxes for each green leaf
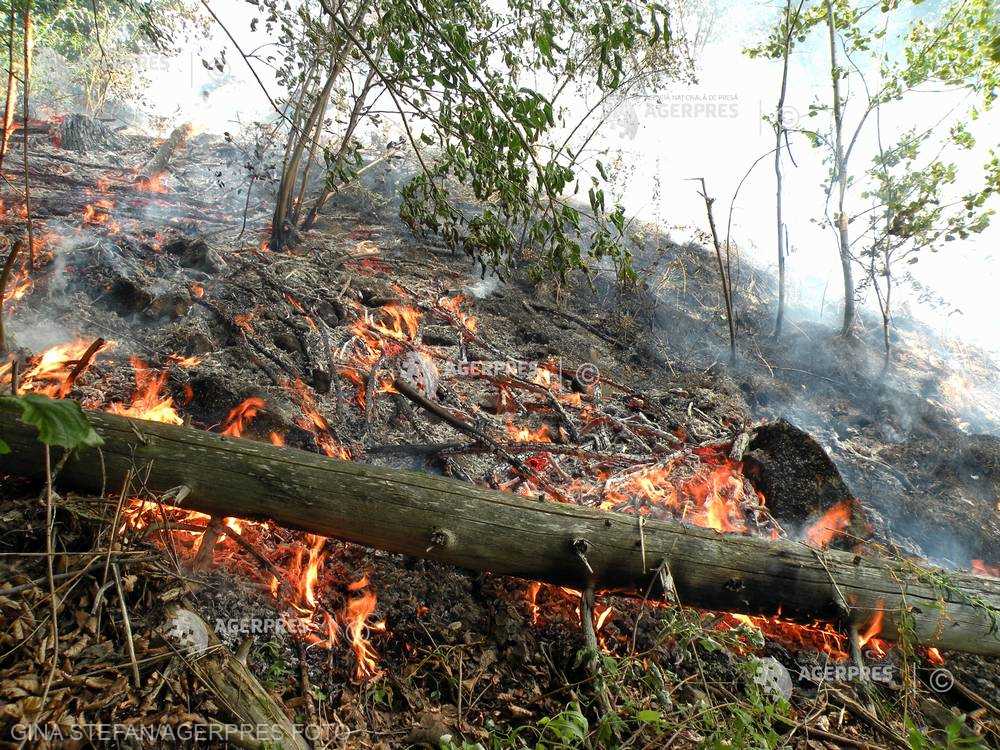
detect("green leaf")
[2,395,104,450]
[636,710,661,723]
[0,436,9,454]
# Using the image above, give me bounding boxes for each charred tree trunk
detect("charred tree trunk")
[2,403,999,656]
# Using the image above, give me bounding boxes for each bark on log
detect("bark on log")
[2,402,999,655]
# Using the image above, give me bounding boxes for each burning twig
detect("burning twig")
[393,376,569,501]
[56,337,107,398]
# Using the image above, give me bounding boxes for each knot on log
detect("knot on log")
[427,527,456,551]
[572,537,594,576]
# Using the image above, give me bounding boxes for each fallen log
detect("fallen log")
[2,402,999,655]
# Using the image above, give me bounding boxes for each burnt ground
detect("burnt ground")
[0,125,998,748]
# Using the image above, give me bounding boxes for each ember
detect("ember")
[971,559,1000,578]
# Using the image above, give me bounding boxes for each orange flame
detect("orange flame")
[221,396,265,438]
[344,576,384,680]
[301,534,326,608]
[108,357,182,424]
[972,559,1000,578]
[805,501,853,548]
[5,339,113,397]
[438,294,478,332]
[136,172,169,193]
[506,421,552,443]
[289,379,350,459]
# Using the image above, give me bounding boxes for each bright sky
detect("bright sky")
[581,0,999,352]
[141,0,999,353]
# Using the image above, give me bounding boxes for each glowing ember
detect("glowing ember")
[82,199,120,232]
[108,357,183,424]
[804,501,853,548]
[136,171,169,193]
[438,294,478,332]
[506,421,552,443]
[220,396,266,438]
[971,559,1000,578]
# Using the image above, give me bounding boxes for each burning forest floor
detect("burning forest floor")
[1,122,999,748]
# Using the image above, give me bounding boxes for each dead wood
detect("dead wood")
[141,123,194,178]
[161,607,310,750]
[2,401,999,656]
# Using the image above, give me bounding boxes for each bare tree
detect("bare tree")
[825,0,855,336]
[772,0,805,337]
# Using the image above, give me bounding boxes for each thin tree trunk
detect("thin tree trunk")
[300,69,377,230]
[269,66,317,250]
[290,18,338,226]
[826,0,855,336]
[21,2,33,268]
[696,178,736,364]
[0,4,16,174]
[271,41,353,250]
[773,0,795,338]
[882,243,891,365]
[0,237,20,354]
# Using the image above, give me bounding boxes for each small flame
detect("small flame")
[301,534,326,608]
[344,576,384,680]
[805,501,853,548]
[136,171,169,193]
[108,357,183,424]
[82,199,120,232]
[506,421,552,443]
[220,396,265,438]
[5,339,113,397]
[438,294,478,332]
[971,559,1000,578]
[858,607,887,659]
[289,379,350,459]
